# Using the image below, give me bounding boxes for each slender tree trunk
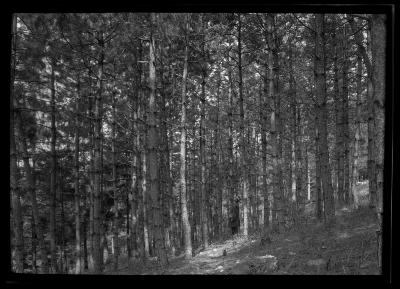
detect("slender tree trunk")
[87,76,95,270]
[83,194,88,270]
[333,28,344,206]
[348,17,377,209]
[31,213,37,273]
[215,69,223,240]
[305,146,311,201]
[133,42,144,261]
[130,96,139,260]
[227,63,236,236]
[266,13,283,231]
[10,13,24,273]
[148,13,168,266]
[138,48,150,261]
[352,51,363,198]
[100,119,106,270]
[371,14,385,224]
[367,79,378,208]
[59,169,67,273]
[74,75,82,274]
[237,13,249,238]
[93,34,104,273]
[189,126,196,247]
[199,14,209,249]
[111,82,119,271]
[49,59,58,274]
[158,59,172,253]
[314,115,323,220]
[180,13,193,259]
[290,41,304,218]
[142,122,150,260]
[314,14,335,224]
[168,70,176,253]
[261,66,269,230]
[342,24,350,205]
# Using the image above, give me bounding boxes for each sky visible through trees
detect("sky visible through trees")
[9,11,390,275]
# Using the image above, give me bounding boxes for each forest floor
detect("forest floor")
[106,205,381,275]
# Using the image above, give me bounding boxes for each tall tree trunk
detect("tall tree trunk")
[132,42,144,261]
[83,193,88,270]
[314,14,335,224]
[148,13,168,266]
[59,168,67,273]
[314,113,323,220]
[139,64,150,261]
[266,13,283,231]
[74,74,82,274]
[261,66,269,230]
[215,68,223,240]
[237,13,249,238]
[290,41,304,218]
[10,13,24,273]
[130,92,139,260]
[49,59,58,274]
[189,126,196,248]
[200,13,209,249]
[352,50,363,198]
[348,17,377,209]
[31,212,37,273]
[142,139,150,260]
[158,58,172,253]
[93,34,104,273]
[371,14,385,224]
[333,27,344,206]
[87,74,95,270]
[305,146,311,201]
[180,13,193,259]
[227,61,236,236]
[168,69,176,253]
[111,82,119,271]
[342,24,351,205]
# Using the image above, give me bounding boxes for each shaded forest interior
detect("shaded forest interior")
[10,12,386,274]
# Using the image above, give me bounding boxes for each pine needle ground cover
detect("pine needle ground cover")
[106,206,380,275]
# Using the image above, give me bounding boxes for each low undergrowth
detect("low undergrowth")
[104,206,380,275]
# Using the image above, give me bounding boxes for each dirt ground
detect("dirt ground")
[105,206,381,275]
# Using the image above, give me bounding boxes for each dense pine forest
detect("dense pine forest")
[10,12,389,275]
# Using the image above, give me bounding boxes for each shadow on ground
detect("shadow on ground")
[105,206,380,275]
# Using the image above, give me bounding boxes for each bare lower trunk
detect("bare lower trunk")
[371,14,385,222]
[238,13,249,237]
[333,28,344,206]
[261,71,269,230]
[49,60,58,273]
[180,13,192,259]
[227,64,236,235]
[342,24,350,205]
[266,13,283,231]
[349,17,377,209]
[148,13,168,266]
[10,13,24,273]
[352,53,363,200]
[200,14,209,247]
[315,14,335,224]
[74,76,81,274]
[93,34,104,273]
[111,84,119,271]
[142,144,150,260]
[314,115,323,220]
